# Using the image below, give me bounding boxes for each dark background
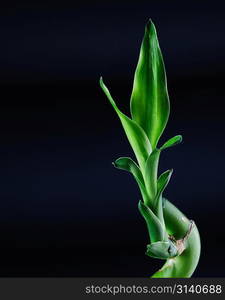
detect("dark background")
[0,0,224,277]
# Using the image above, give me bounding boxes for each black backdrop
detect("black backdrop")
[0,0,224,276]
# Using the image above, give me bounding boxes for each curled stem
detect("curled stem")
[151,199,201,278]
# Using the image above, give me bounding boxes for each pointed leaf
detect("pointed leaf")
[138,200,167,243]
[113,157,149,203]
[100,77,152,172]
[113,157,144,185]
[160,135,182,150]
[157,169,173,196]
[153,170,173,225]
[130,20,170,149]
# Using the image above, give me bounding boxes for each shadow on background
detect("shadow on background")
[0,0,224,276]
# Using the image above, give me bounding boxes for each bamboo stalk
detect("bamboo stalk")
[100,20,201,278]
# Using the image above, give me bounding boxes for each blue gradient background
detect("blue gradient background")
[0,0,224,276]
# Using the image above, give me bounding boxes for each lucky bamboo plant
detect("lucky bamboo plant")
[99,20,201,278]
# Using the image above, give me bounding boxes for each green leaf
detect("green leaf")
[160,135,182,150]
[155,169,173,210]
[138,200,167,243]
[154,170,173,225]
[130,19,170,149]
[113,157,144,185]
[144,149,160,202]
[113,157,149,203]
[157,169,173,196]
[100,77,152,172]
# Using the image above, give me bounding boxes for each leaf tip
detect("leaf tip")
[176,134,183,143]
[160,135,183,150]
[112,160,120,169]
[179,135,183,142]
[138,199,145,211]
[146,18,154,29]
[99,76,104,86]
[169,169,174,177]
[146,18,156,34]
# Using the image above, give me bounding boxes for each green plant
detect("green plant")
[100,20,200,278]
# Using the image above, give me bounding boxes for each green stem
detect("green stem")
[151,199,201,278]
